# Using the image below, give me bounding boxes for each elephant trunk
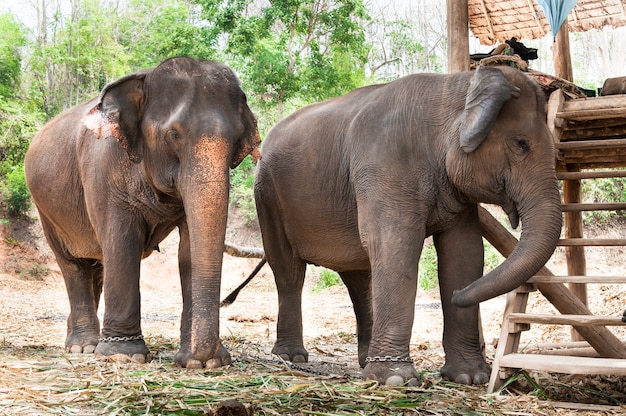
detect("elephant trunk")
[452,180,562,307]
[180,137,231,362]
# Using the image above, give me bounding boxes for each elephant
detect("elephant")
[24,57,261,368]
[253,65,562,386]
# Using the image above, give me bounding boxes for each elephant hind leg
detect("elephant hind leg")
[58,257,102,354]
[339,270,372,368]
[256,199,308,363]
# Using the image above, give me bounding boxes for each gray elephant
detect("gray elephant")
[24,57,261,368]
[254,66,562,385]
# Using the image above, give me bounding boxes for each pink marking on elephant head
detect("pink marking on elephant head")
[83,105,140,163]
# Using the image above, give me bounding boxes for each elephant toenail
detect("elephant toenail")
[407,378,421,387]
[454,374,472,385]
[385,375,405,386]
[186,359,203,369]
[131,354,146,364]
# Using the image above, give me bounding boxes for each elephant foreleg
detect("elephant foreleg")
[435,206,491,385]
[93,225,149,363]
[58,257,101,354]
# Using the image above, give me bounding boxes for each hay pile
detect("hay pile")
[1,335,625,415]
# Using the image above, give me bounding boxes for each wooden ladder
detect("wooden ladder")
[487,275,626,392]
[485,89,626,392]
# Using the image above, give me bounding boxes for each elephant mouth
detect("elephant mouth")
[503,200,520,229]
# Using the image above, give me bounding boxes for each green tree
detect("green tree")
[28,0,131,116]
[118,0,218,68]
[0,13,27,100]
[198,0,370,119]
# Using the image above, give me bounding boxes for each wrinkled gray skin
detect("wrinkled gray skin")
[25,57,261,368]
[254,66,562,386]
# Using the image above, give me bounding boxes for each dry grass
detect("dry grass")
[1,336,625,415]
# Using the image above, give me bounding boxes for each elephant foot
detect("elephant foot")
[271,341,308,363]
[174,343,231,369]
[65,331,99,354]
[362,360,421,386]
[440,358,491,385]
[94,335,151,364]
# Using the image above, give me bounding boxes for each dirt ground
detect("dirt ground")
[1,206,626,413]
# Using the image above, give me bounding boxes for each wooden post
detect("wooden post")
[553,18,586,340]
[447,0,470,73]
[553,19,573,82]
[563,166,587,341]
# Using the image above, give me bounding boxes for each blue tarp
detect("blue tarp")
[537,0,578,38]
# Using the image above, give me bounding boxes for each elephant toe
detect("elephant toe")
[83,345,96,354]
[291,354,307,363]
[68,343,97,354]
[66,332,99,354]
[473,372,490,385]
[440,360,491,385]
[174,343,231,369]
[453,374,472,385]
[183,359,203,369]
[94,337,150,363]
[363,362,421,386]
[272,343,309,363]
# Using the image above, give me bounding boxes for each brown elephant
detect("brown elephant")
[254,66,562,386]
[24,57,261,368]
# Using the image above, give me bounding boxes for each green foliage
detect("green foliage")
[582,173,626,224]
[28,0,132,116]
[313,267,342,292]
[418,243,438,290]
[120,0,219,68]
[1,163,31,217]
[418,240,505,291]
[199,0,370,118]
[229,156,257,227]
[0,13,27,100]
[22,262,50,280]
[0,101,44,174]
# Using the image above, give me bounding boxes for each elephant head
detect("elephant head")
[83,57,260,364]
[447,65,562,307]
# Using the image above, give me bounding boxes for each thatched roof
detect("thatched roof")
[468,0,626,45]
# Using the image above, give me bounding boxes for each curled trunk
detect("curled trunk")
[452,185,562,307]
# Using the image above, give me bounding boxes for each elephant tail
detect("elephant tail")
[220,257,267,307]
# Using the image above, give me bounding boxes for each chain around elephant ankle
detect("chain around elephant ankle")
[99,334,144,343]
[365,355,413,363]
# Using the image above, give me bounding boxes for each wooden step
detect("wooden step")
[558,237,626,246]
[507,313,626,327]
[528,275,626,284]
[561,202,626,212]
[498,354,626,375]
[555,138,626,151]
[556,170,626,180]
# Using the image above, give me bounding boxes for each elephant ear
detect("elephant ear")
[458,66,521,153]
[230,92,262,169]
[83,70,150,163]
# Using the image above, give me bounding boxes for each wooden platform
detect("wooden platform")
[548,90,626,169]
[486,89,626,392]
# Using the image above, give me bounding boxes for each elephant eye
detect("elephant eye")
[507,135,530,155]
[166,129,181,142]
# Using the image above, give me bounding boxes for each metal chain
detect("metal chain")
[365,355,413,363]
[225,341,328,376]
[99,334,144,343]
